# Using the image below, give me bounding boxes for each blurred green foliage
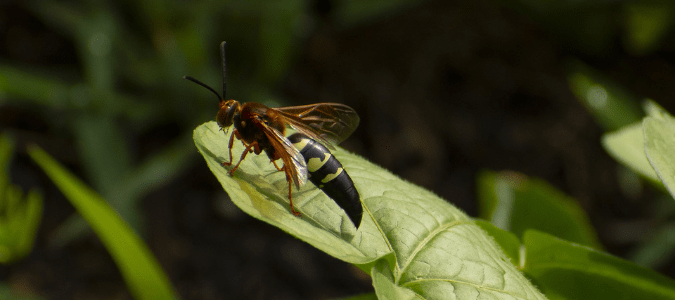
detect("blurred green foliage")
[0,0,432,297]
[498,0,675,56]
[4,0,675,298]
[477,170,602,249]
[0,133,43,265]
[0,283,43,300]
[567,60,643,132]
[522,230,675,300]
[570,62,675,271]
[28,145,178,300]
[0,0,433,246]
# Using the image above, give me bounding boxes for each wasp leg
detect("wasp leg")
[282,165,301,217]
[222,129,239,167]
[227,142,254,176]
[271,160,284,171]
[272,160,300,216]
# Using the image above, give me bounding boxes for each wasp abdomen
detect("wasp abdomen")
[288,133,362,228]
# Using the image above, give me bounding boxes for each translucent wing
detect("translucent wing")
[256,120,308,189]
[274,103,359,148]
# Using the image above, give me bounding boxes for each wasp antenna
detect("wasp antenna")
[183,75,222,102]
[220,41,227,100]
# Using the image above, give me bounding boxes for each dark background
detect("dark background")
[2,0,675,299]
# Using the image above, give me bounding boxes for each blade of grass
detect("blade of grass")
[27,145,178,300]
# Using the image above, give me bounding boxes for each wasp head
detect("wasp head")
[217,99,240,129]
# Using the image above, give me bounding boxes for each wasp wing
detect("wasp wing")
[255,120,308,189]
[274,103,359,148]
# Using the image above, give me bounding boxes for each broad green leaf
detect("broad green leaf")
[27,146,178,300]
[644,102,675,200]
[477,171,601,249]
[523,230,675,300]
[194,121,547,299]
[602,122,659,182]
[371,258,419,300]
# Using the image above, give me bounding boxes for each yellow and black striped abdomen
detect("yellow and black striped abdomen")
[288,133,362,228]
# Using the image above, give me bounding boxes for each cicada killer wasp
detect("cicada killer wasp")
[185,42,363,228]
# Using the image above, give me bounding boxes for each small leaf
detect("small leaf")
[13,189,43,262]
[477,171,601,249]
[523,230,675,300]
[602,122,659,182]
[644,103,675,200]
[27,146,178,300]
[0,133,43,265]
[194,121,547,299]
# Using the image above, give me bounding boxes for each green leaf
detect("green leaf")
[602,122,659,182]
[194,121,547,299]
[0,184,44,265]
[0,133,43,265]
[477,171,601,249]
[522,230,675,300]
[644,101,675,200]
[371,258,419,300]
[27,146,178,300]
[474,220,521,266]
